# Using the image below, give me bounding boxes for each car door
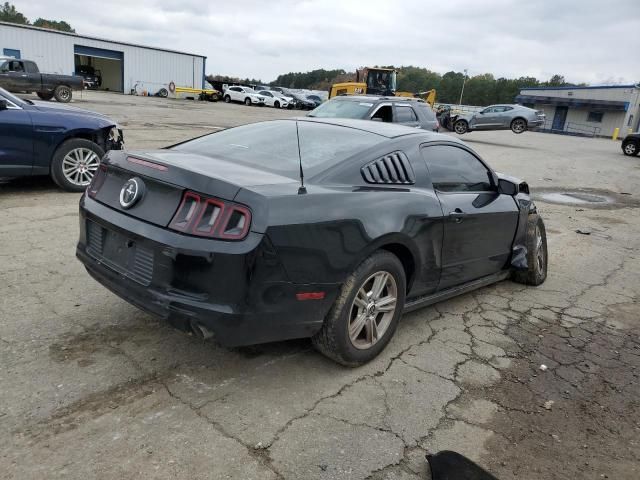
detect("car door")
[499,106,515,127]
[421,144,520,289]
[23,61,41,91]
[0,94,34,177]
[228,86,241,101]
[472,107,499,129]
[4,60,30,91]
[393,104,421,128]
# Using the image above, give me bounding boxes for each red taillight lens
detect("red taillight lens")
[169,191,251,240]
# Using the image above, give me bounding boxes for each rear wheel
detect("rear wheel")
[37,91,54,101]
[622,141,639,156]
[50,138,104,192]
[454,120,468,134]
[244,97,252,106]
[312,251,406,366]
[512,214,548,286]
[54,85,72,103]
[511,118,527,134]
[224,95,231,103]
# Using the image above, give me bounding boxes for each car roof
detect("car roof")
[331,95,426,104]
[291,117,458,141]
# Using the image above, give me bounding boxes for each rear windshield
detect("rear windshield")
[172,120,386,178]
[309,99,373,119]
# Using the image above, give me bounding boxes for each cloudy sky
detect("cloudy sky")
[17,0,640,84]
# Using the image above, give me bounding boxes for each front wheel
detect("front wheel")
[312,251,406,366]
[274,100,280,109]
[37,91,54,101]
[50,138,104,192]
[244,97,252,106]
[454,120,468,134]
[54,85,72,103]
[511,118,527,134]
[512,214,548,286]
[622,141,639,156]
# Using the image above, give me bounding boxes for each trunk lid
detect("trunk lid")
[93,150,296,229]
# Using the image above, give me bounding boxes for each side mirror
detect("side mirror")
[498,178,518,195]
[0,100,7,111]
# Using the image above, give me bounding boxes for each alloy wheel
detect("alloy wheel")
[58,88,71,102]
[62,147,100,186]
[512,119,526,133]
[535,225,545,272]
[348,271,398,350]
[624,143,637,155]
[454,121,467,134]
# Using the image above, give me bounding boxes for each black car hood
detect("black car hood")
[29,101,114,123]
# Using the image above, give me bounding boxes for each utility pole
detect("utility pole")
[458,69,468,106]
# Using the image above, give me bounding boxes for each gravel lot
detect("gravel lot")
[2,91,639,479]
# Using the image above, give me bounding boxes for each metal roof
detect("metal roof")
[520,84,638,91]
[0,21,206,58]
[515,94,629,111]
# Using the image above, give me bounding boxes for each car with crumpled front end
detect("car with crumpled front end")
[451,104,545,134]
[0,86,123,191]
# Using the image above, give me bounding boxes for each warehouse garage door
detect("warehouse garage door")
[74,45,123,93]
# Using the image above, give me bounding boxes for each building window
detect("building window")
[587,111,604,123]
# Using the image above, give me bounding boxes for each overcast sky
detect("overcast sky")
[18,0,640,84]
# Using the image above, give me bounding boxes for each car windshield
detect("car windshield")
[172,120,386,178]
[0,86,26,106]
[309,99,373,119]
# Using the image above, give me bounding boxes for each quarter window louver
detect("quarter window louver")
[361,152,415,185]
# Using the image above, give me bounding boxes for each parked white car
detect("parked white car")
[257,90,292,109]
[223,86,265,106]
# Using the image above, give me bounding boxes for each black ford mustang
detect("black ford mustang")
[77,118,547,366]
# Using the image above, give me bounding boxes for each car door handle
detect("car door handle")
[448,209,466,223]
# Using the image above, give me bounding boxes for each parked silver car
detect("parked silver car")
[452,104,545,134]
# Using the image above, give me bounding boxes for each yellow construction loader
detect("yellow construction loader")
[329,67,436,107]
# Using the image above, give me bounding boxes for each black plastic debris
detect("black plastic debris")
[427,450,500,480]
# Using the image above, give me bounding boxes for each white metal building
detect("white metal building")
[0,21,206,95]
[516,85,640,137]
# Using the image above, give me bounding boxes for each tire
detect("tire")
[454,120,468,134]
[36,91,54,101]
[512,214,548,286]
[274,100,280,109]
[622,141,639,156]
[312,251,406,366]
[224,95,231,103]
[53,85,72,103]
[511,118,527,134]
[50,138,104,192]
[157,88,169,98]
[244,97,252,106]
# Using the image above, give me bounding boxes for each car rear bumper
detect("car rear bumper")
[76,196,338,346]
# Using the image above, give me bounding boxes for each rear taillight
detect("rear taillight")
[87,164,107,198]
[169,191,251,240]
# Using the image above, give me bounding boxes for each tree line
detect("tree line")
[270,66,586,105]
[1,2,75,32]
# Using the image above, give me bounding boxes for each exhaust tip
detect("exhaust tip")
[190,321,215,340]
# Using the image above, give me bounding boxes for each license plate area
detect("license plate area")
[86,221,154,286]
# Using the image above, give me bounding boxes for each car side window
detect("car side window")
[492,106,507,113]
[371,105,393,123]
[395,105,418,123]
[503,106,514,111]
[480,107,494,114]
[0,62,8,73]
[24,62,38,74]
[8,60,24,72]
[422,145,494,192]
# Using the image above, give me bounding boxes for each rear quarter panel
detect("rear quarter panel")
[256,139,445,297]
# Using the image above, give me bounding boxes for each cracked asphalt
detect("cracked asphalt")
[1,92,639,479]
